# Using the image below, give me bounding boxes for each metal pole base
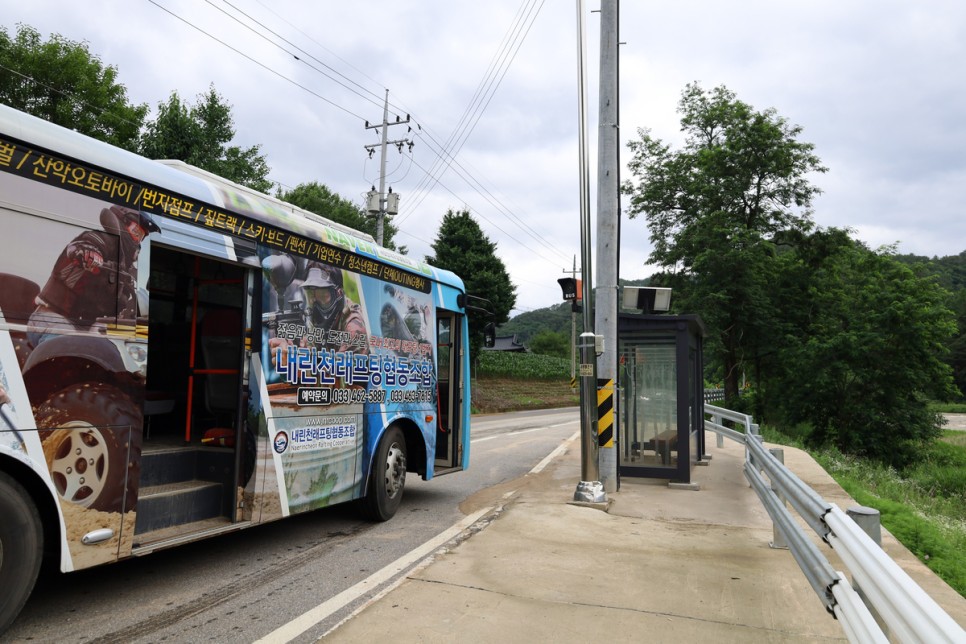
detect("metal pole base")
[573,480,607,504]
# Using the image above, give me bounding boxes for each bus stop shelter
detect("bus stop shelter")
[617,313,706,485]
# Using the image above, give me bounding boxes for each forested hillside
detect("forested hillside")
[499,302,575,346]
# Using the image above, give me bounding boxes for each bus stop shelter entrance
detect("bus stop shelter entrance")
[617,314,706,485]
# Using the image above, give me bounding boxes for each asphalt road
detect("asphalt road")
[5,409,579,643]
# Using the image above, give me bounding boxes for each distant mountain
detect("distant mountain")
[895,251,966,291]
[499,302,576,346]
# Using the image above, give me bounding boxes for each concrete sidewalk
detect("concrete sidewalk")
[326,436,966,643]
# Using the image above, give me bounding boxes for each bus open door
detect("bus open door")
[434,310,464,472]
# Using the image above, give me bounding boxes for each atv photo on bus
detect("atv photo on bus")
[0,104,472,635]
[1,205,157,513]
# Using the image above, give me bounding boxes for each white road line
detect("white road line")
[472,420,579,444]
[259,422,578,642]
[322,488,523,638]
[529,430,579,474]
[254,506,492,644]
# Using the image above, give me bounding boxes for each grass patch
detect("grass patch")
[763,424,966,598]
[814,447,966,597]
[943,430,966,449]
[929,401,966,414]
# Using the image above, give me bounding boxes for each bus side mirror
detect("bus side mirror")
[483,322,496,348]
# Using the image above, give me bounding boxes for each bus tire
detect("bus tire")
[36,382,140,513]
[360,426,407,521]
[0,471,43,636]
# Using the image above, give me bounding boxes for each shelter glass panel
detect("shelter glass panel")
[620,340,677,469]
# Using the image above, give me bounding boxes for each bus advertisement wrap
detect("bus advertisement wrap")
[0,104,469,635]
[254,245,438,517]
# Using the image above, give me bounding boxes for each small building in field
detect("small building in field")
[485,335,527,352]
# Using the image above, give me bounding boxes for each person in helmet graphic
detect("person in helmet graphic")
[302,263,367,352]
[28,205,160,346]
[269,261,368,361]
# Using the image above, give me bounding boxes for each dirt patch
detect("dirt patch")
[58,500,136,569]
[471,378,578,414]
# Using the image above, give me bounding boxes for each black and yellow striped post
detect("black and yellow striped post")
[597,378,614,448]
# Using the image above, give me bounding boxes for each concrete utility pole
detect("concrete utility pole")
[595,0,620,493]
[573,0,605,505]
[364,89,412,246]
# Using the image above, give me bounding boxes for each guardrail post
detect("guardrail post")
[713,413,724,447]
[847,506,882,545]
[768,448,788,549]
[846,506,888,638]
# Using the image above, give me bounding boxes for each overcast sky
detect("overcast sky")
[4,1,965,316]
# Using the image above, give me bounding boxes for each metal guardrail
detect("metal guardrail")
[704,404,966,644]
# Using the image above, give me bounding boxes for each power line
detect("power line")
[401,0,544,217]
[209,0,385,109]
[399,0,536,212]
[403,123,571,263]
[146,0,368,122]
[389,0,568,261]
[404,153,570,269]
[252,0,389,100]
[149,0,569,262]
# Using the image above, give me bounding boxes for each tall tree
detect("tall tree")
[622,83,826,400]
[0,24,147,150]
[426,209,516,360]
[277,181,401,251]
[772,230,957,466]
[139,86,272,192]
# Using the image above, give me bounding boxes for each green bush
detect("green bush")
[477,351,571,380]
[908,440,966,501]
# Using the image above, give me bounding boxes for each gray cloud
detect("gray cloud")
[4,0,964,314]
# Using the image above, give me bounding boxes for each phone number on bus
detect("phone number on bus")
[296,387,435,406]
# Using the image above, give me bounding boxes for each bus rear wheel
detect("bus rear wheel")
[0,471,43,635]
[360,426,407,521]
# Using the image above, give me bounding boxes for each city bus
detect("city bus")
[0,104,471,633]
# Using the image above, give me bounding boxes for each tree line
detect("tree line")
[0,23,517,360]
[512,82,961,469]
[622,83,957,468]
